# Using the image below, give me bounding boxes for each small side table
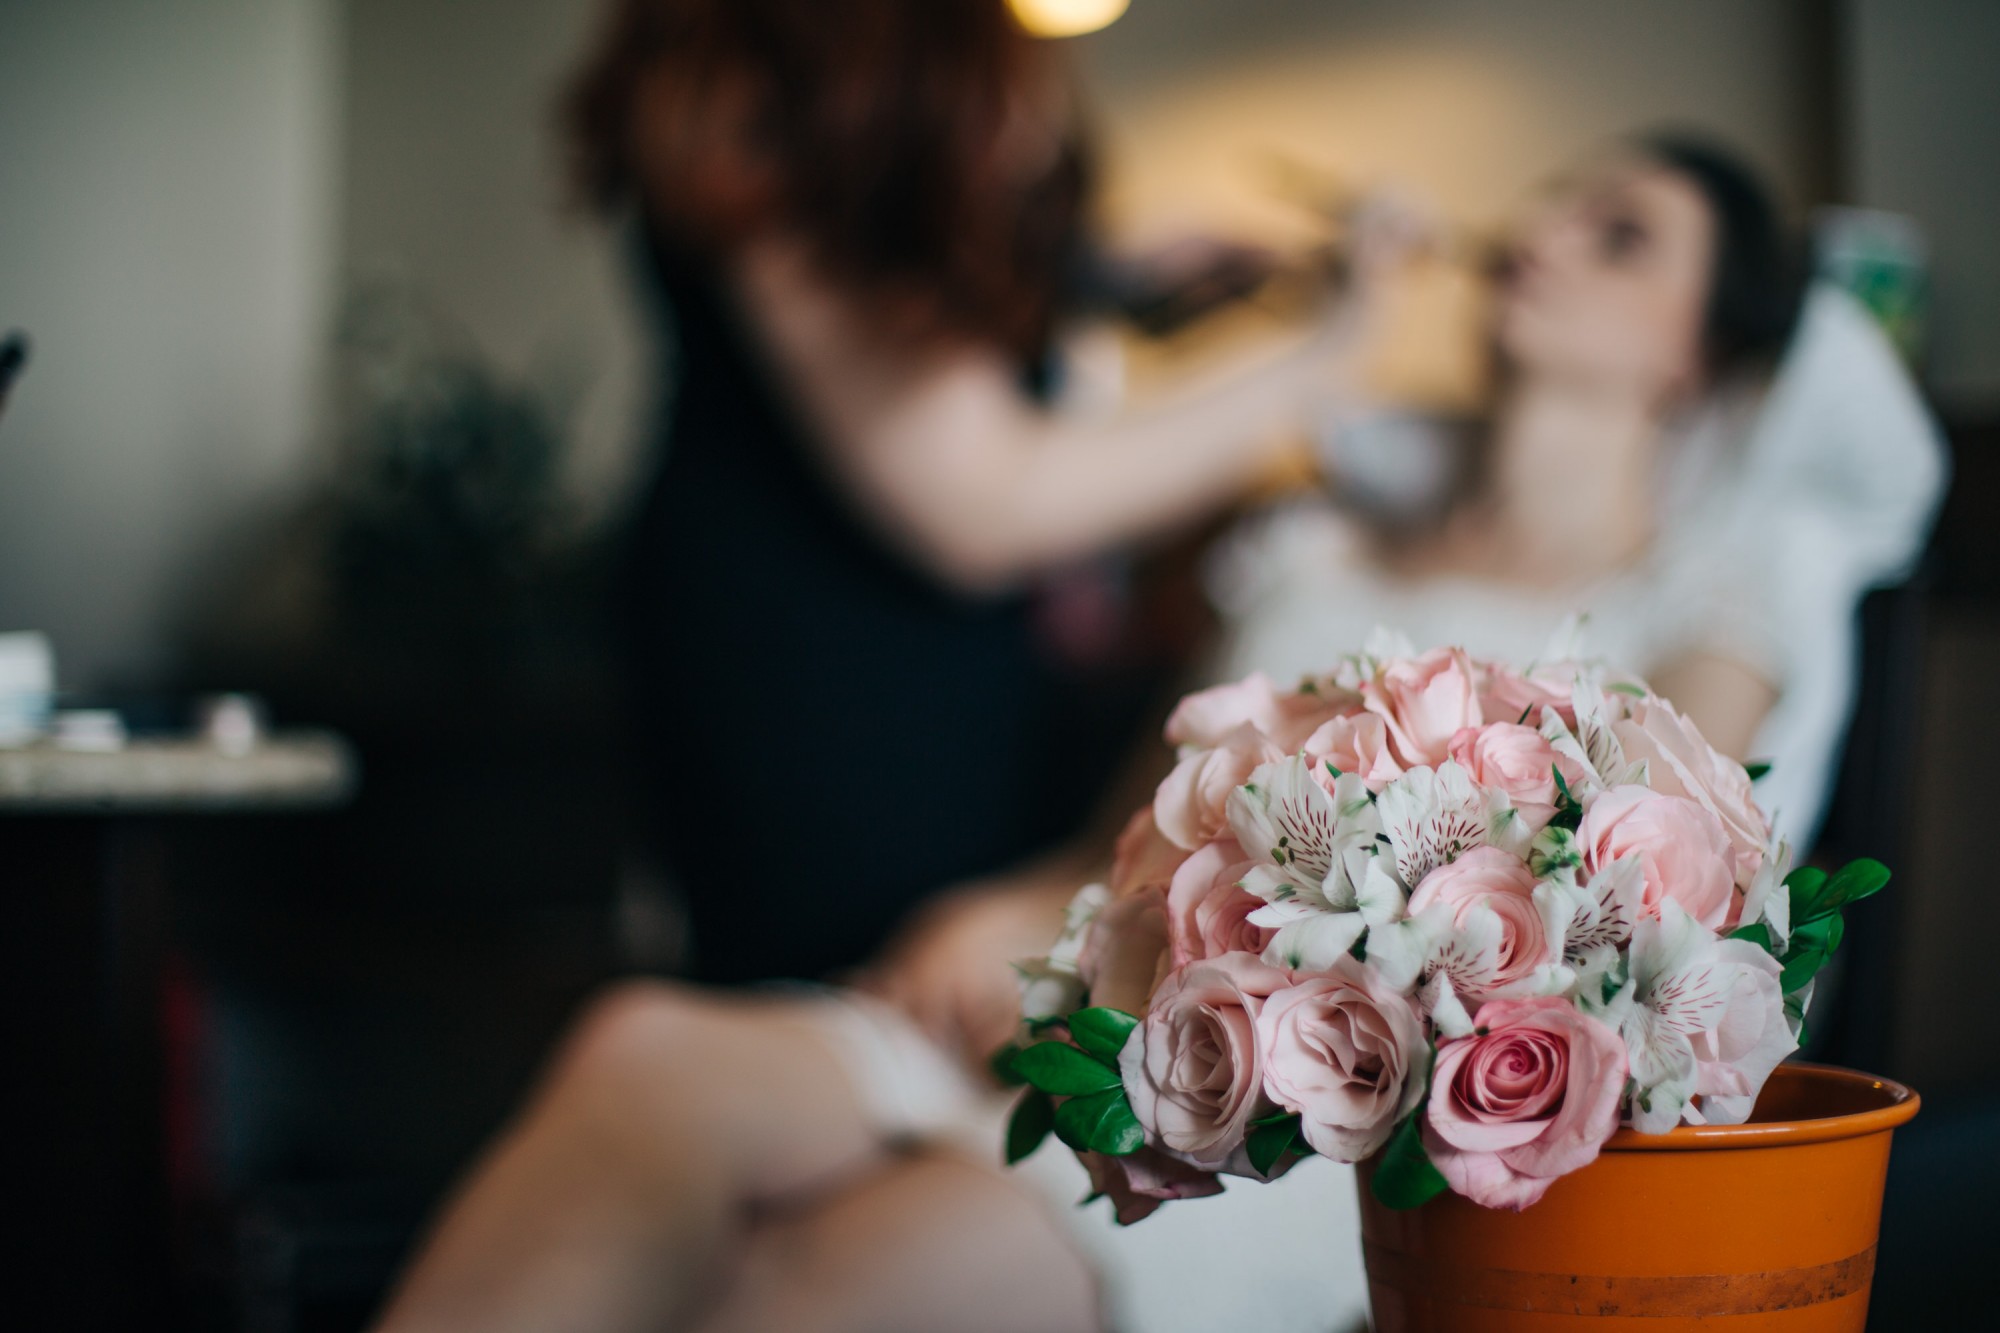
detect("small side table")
[3,734,355,1328]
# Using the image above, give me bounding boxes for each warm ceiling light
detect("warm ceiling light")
[1009,0,1130,39]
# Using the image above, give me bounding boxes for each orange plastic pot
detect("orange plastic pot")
[1357,1063,1919,1331]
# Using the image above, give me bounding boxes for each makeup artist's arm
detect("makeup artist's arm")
[731,238,1391,595]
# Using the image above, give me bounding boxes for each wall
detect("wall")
[0,0,340,692]
[1846,0,2000,413]
[1078,0,1825,239]
[338,0,644,524]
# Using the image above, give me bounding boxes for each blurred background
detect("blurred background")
[3,1,1996,1329]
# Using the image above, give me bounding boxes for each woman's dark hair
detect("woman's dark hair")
[565,0,1090,359]
[1634,131,1806,380]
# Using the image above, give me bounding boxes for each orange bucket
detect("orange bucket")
[1357,1063,1919,1331]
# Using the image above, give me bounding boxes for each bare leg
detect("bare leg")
[374,980,892,1333]
[694,1149,1101,1333]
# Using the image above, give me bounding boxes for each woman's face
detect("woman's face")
[1492,156,1716,401]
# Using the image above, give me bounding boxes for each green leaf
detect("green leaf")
[1786,866,1830,923]
[1729,922,1775,954]
[1779,916,1842,994]
[1247,1114,1302,1178]
[1011,1042,1122,1097]
[1791,914,1841,954]
[1744,760,1773,781]
[1005,1089,1055,1164]
[1820,859,1892,913]
[990,1042,1026,1087]
[1606,681,1647,697]
[1371,1113,1449,1211]
[1549,764,1584,832]
[1067,1007,1139,1063]
[1054,1088,1146,1156]
[1781,950,1826,995]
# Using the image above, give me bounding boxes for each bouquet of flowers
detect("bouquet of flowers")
[999,635,1888,1221]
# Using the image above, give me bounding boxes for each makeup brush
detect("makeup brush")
[1260,154,1509,276]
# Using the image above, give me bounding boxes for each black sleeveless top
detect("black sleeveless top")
[621,236,1134,984]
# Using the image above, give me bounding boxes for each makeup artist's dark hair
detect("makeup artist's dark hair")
[1634,131,1806,380]
[564,0,1090,360]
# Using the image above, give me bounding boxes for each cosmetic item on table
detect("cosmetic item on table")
[50,709,128,753]
[1814,208,1928,367]
[0,632,56,747]
[194,693,267,756]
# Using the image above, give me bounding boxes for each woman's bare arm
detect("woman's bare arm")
[734,240,1372,593]
[1649,652,1780,762]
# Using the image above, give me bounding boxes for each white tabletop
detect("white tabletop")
[0,731,356,813]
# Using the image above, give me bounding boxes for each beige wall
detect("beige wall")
[0,0,340,691]
[1078,0,1824,238]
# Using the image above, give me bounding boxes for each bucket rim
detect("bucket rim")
[1604,1062,1919,1152]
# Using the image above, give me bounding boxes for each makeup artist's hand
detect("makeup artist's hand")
[1306,187,1435,374]
[855,859,1087,1074]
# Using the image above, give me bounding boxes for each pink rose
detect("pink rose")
[1477,662,1579,730]
[1448,722,1576,827]
[1109,808,1190,897]
[1365,648,1484,767]
[1164,672,1347,752]
[1165,839,1275,967]
[1577,786,1736,930]
[1077,886,1172,1018]
[1154,724,1284,851]
[1612,697,1770,890]
[1079,1146,1225,1226]
[1119,952,1289,1169]
[1303,712,1405,793]
[1423,997,1627,1210]
[1258,959,1427,1162]
[1406,846,1557,997]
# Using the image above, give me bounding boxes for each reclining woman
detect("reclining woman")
[375,9,1945,1328]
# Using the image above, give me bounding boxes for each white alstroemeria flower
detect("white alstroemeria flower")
[1541,613,1592,664]
[1737,837,1794,952]
[1362,625,1418,663]
[1376,761,1530,890]
[1611,900,1796,1133]
[1016,882,1111,1021]
[1369,895,1574,1040]
[1227,754,1392,971]
[1539,675,1643,802]
[1554,854,1647,974]
[1527,825,1583,879]
[1251,849,1378,971]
